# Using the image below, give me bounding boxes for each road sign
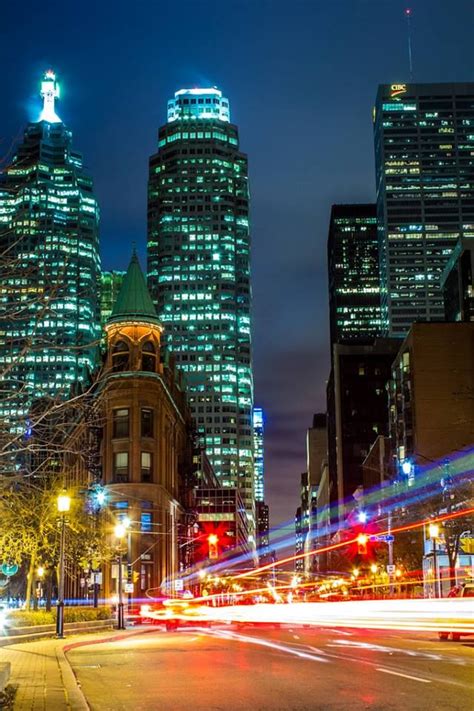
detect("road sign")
[387,564,396,575]
[371,534,394,543]
[174,579,184,591]
[124,583,134,593]
[1,563,18,577]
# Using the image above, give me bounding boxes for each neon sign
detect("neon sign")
[390,84,407,99]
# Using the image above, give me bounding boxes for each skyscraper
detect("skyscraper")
[327,204,381,345]
[253,407,264,502]
[0,71,100,432]
[374,82,474,337]
[147,87,254,527]
[100,270,126,327]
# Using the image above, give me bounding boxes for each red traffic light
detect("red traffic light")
[357,533,368,555]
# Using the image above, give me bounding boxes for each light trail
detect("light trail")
[176,448,474,584]
[232,506,474,581]
[141,598,473,635]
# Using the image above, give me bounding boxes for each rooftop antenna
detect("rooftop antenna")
[405,8,414,80]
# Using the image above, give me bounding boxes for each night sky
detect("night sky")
[2,1,472,533]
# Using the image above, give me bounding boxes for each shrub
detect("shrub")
[7,606,112,627]
[7,610,54,627]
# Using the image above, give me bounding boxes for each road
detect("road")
[67,624,473,710]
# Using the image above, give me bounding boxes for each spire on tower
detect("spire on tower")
[39,70,61,123]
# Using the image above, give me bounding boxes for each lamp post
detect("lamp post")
[429,522,440,598]
[56,491,71,638]
[370,564,378,598]
[114,523,127,630]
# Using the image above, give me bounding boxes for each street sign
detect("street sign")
[371,534,394,543]
[124,583,134,593]
[94,572,103,585]
[1,563,18,577]
[387,564,396,575]
[174,579,184,591]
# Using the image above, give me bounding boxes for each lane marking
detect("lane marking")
[376,667,431,683]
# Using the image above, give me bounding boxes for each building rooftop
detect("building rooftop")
[108,251,161,327]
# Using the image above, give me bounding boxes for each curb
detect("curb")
[0,621,115,647]
[61,626,159,709]
[56,646,90,711]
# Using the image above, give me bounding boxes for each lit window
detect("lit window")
[141,512,152,532]
[113,452,129,482]
[141,452,153,483]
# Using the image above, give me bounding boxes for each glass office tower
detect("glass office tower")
[147,88,254,527]
[374,82,474,337]
[0,71,100,432]
[253,407,264,502]
[100,270,125,327]
[327,204,381,345]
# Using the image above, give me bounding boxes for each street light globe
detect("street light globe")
[429,522,439,539]
[114,523,127,539]
[37,566,44,578]
[370,564,378,574]
[57,492,71,513]
[208,534,218,545]
[401,460,412,475]
[352,568,359,578]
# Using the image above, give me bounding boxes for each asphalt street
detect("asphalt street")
[67,625,474,711]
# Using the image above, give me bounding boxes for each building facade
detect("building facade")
[147,87,254,529]
[101,252,193,598]
[193,487,251,564]
[389,322,474,473]
[253,407,264,502]
[374,82,474,337]
[0,71,100,433]
[442,236,474,323]
[327,204,381,345]
[328,339,400,522]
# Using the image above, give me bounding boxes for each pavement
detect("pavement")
[0,627,145,710]
[0,624,472,710]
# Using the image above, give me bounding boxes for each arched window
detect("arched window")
[142,341,156,373]
[112,340,129,372]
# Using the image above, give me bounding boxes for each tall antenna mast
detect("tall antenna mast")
[405,8,414,80]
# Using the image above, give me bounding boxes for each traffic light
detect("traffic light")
[208,534,219,559]
[357,533,368,555]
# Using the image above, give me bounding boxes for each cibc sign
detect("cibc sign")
[390,84,408,98]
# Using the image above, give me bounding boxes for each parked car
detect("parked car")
[438,580,474,641]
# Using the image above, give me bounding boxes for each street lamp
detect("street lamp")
[114,523,127,629]
[370,564,378,599]
[429,522,440,598]
[56,490,71,638]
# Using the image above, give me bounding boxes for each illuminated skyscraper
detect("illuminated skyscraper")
[253,407,264,502]
[327,204,381,345]
[147,87,254,525]
[100,270,125,327]
[0,71,100,431]
[374,82,474,337]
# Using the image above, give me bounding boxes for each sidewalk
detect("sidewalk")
[0,627,145,710]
